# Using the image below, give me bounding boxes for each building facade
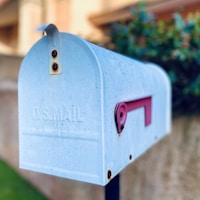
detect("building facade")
[0,0,199,55]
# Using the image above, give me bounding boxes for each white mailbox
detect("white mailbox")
[18,24,171,186]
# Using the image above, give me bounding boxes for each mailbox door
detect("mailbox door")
[18,33,105,185]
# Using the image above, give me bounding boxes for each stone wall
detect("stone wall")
[0,54,200,200]
[0,54,21,81]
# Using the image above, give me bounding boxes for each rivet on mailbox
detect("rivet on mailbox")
[18,24,171,186]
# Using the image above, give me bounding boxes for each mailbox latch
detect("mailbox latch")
[38,24,62,75]
[115,96,152,133]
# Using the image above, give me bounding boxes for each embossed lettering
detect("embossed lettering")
[32,106,84,122]
[76,107,84,122]
[63,107,71,121]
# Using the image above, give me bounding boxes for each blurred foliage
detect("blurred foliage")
[104,2,200,115]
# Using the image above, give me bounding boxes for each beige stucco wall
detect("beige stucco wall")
[70,0,102,37]
[18,0,43,54]
[100,0,160,10]
[102,0,138,10]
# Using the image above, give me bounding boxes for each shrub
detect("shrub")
[105,2,200,115]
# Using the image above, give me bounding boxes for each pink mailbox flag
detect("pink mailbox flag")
[115,96,152,133]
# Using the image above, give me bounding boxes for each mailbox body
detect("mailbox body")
[18,27,171,186]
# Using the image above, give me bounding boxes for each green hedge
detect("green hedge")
[104,3,200,115]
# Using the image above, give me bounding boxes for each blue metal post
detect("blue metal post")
[105,174,120,200]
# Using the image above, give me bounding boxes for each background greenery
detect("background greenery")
[104,2,200,115]
[0,159,47,200]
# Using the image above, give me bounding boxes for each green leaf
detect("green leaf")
[173,13,185,30]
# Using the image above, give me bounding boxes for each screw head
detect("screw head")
[51,50,58,58]
[107,170,112,179]
[52,62,58,71]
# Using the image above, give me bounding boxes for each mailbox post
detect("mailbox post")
[18,24,171,194]
[105,174,120,200]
